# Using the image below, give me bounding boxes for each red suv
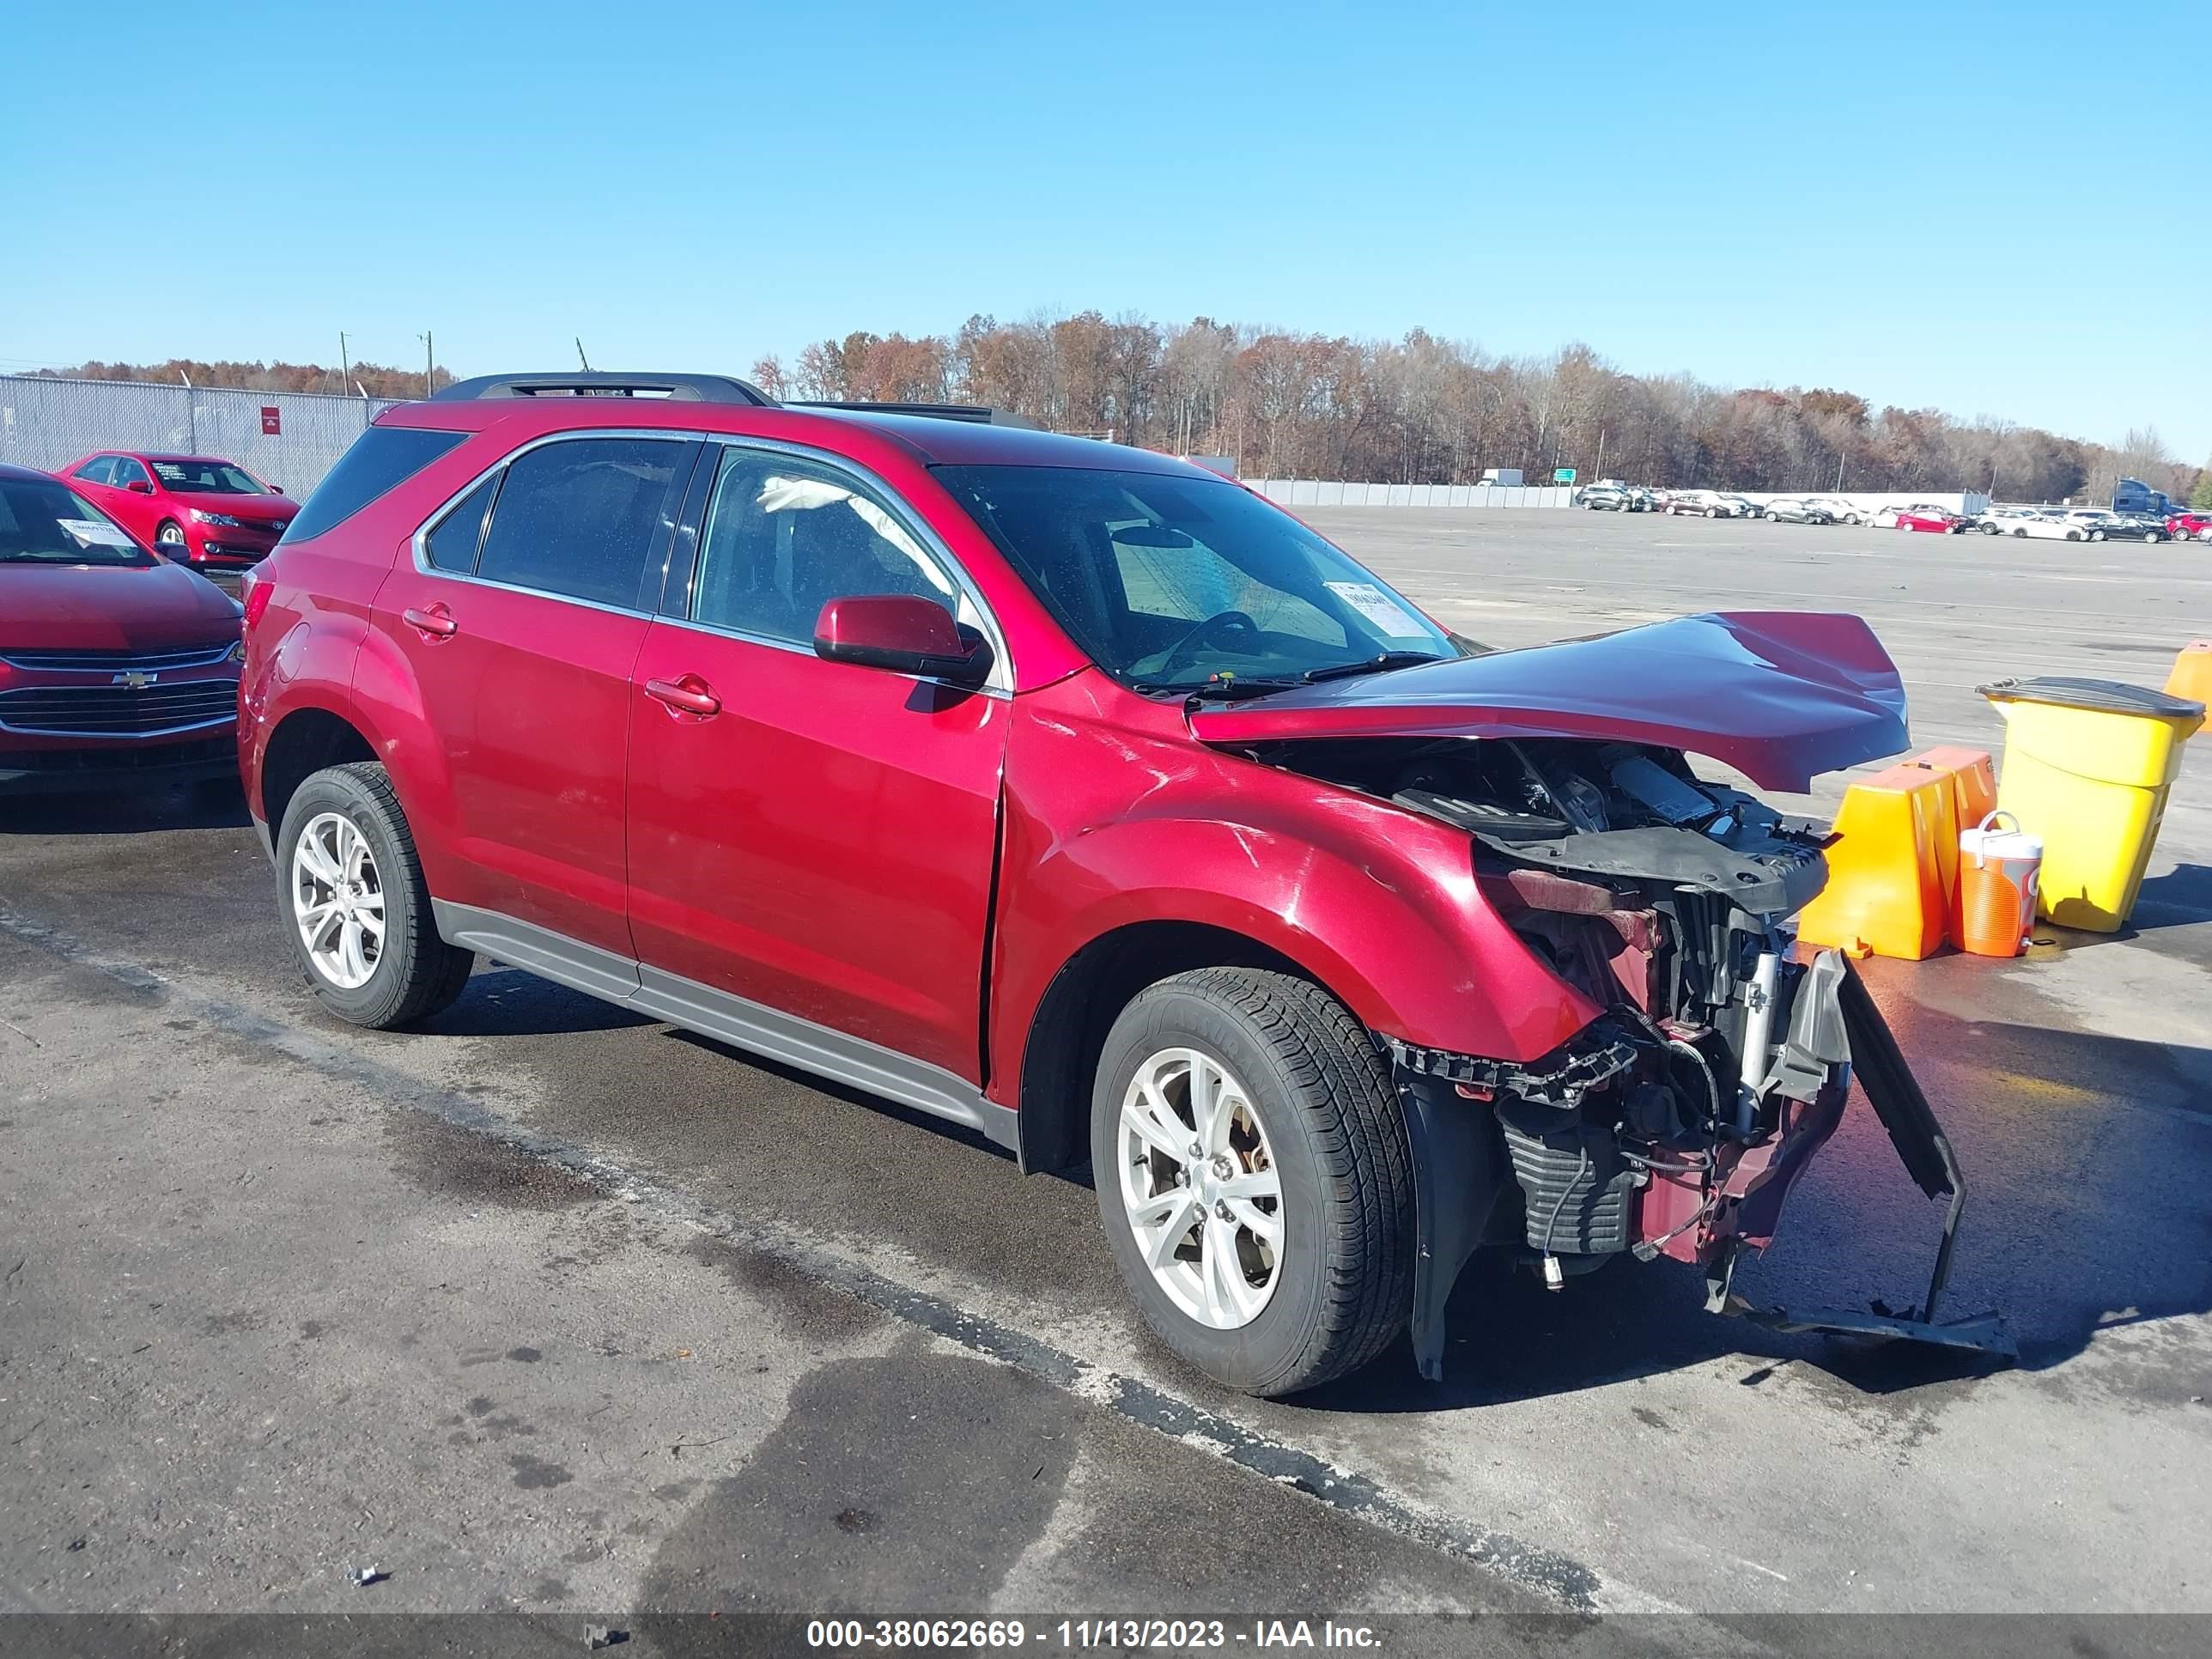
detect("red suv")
[58,451,300,568]
[240,373,1996,1395]
[1,464,244,795]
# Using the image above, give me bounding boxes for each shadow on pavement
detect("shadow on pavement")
[0,780,248,836]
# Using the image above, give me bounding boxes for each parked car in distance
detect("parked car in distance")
[2066,509,2167,543]
[1763,498,1835,524]
[1799,496,1865,525]
[1717,494,1764,519]
[0,463,244,795]
[58,452,300,569]
[1577,482,1634,511]
[237,370,1963,1399]
[2005,513,2087,541]
[1665,489,1738,517]
[1891,506,1966,534]
[2166,510,2212,542]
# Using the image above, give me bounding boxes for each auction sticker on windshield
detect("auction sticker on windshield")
[57,519,136,549]
[1323,580,1425,636]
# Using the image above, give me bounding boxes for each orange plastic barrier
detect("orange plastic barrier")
[1899,746,1995,896]
[1796,764,1949,960]
[1953,811,2043,958]
[2167,641,2212,719]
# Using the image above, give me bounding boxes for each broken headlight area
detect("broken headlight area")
[1267,733,2014,1374]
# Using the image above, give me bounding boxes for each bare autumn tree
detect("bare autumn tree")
[46,325,2178,500]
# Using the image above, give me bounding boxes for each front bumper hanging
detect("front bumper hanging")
[1719,958,2015,1358]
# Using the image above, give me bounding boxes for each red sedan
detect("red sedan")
[2166,510,2212,543]
[58,451,300,568]
[1893,506,1965,533]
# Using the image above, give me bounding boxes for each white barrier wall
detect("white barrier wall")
[1245,480,1577,509]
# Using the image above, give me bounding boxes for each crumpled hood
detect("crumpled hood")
[0,562,243,653]
[1188,611,1908,792]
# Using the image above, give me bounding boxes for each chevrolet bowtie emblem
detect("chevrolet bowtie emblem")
[112,671,158,689]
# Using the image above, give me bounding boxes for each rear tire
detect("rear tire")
[275,762,473,1030]
[1091,968,1413,1398]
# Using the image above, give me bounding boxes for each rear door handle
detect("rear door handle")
[644,675,721,718]
[402,604,458,640]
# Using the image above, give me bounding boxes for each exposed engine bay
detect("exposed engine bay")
[1244,732,2013,1375]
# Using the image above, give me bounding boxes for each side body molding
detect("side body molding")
[432,902,1018,1152]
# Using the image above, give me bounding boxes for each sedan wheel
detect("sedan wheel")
[292,811,386,990]
[2147,531,2166,544]
[155,521,186,551]
[1116,1047,1283,1329]
[2089,530,2106,541]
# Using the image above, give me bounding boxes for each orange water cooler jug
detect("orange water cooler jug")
[1952,811,2043,958]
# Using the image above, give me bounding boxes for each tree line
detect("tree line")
[36,324,2209,507]
[31,358,453,403]
[750,315,2206,507]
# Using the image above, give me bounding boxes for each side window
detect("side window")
[423,474,498,574]
[111,458,151,489]
[691,449,961,647]
[287,427,466,544]
[75,457,117,486]
[475,437,688,609]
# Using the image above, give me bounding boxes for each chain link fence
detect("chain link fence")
[0,375,401,497]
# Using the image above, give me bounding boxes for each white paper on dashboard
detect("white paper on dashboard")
[57,519,137,549]
[1323,580,1425,636]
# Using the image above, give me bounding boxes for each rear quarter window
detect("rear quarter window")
[283,427,468,544]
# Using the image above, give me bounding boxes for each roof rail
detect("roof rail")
[431,372,775,405]
[786,400,1042,431]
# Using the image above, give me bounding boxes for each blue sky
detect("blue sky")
[6,0,2206,457]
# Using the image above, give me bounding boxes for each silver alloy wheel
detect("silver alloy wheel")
[1116,1046,1284,1329]
[291,811,386,990]
[157,522,185,545]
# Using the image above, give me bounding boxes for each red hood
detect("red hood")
[1188,611,1908,792]
[0,562,244,653]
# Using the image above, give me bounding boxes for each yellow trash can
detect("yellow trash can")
[1978,678,2205,931]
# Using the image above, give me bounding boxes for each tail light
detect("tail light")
[239,566,276,631]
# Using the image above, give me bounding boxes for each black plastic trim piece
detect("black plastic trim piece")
[431,372,775,405]
[1397,1071,1510,1382]
[786,400,1042,429]
[1386,1019,1639,1107]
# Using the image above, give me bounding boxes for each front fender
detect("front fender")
[985,676,1601,1100]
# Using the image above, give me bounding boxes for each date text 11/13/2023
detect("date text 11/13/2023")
[805,1618,1381,1649]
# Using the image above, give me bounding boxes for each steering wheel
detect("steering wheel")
[1158,611,1261,677]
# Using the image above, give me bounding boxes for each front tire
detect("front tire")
[155,521,186,555]
[1091,968,1413,1398]
[276,762,473,1030]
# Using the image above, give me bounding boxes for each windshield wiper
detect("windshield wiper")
[1300,651,1446,684]
[1136,675,1304,703]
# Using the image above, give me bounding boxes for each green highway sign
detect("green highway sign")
[1554,468,1577,483]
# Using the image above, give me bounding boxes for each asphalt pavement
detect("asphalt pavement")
[2,512,2207,1646]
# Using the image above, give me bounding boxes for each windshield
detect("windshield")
[151,458,266,495]
[933,465,1455,690]
[0,476,155,566]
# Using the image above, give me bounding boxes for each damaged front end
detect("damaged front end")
[1267,733,2013,1377]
